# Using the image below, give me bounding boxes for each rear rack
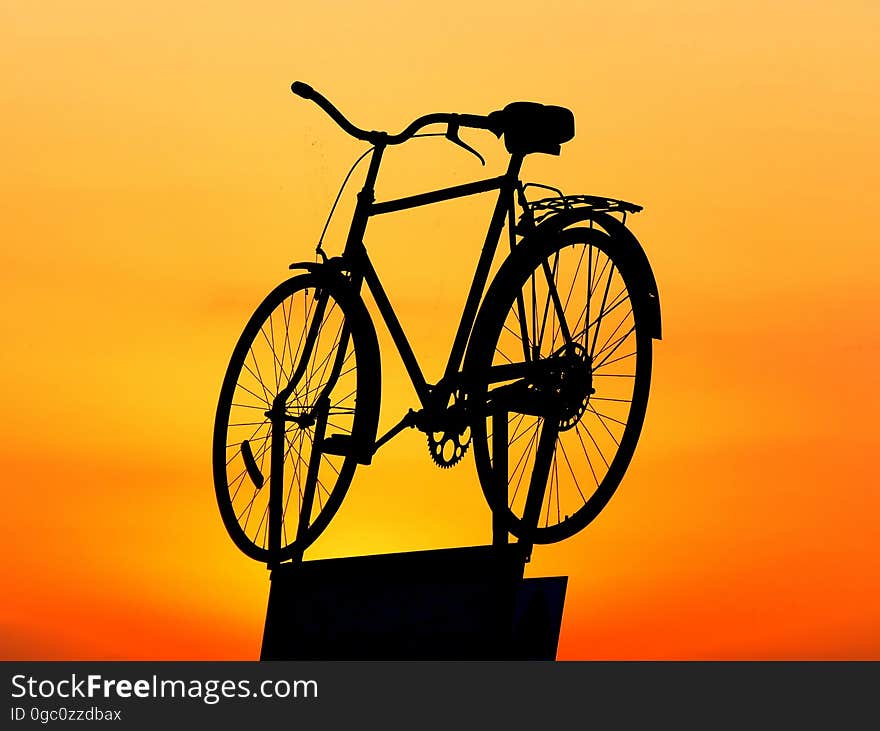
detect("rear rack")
[521,185,643,227]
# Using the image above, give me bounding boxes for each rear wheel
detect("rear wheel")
[467,227,652,544]
[213,274,378,562]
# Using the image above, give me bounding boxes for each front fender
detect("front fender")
[286,262,382,464]
[532,209,662,340]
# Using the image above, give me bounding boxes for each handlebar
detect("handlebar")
[291,81,504,146]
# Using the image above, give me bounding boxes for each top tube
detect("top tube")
[291,81,504,145]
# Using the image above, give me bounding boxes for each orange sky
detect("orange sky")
[2,1,878,659]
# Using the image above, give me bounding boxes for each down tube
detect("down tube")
[361,254,431,405]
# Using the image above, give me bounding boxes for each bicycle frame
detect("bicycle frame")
[212,83,665,568]
[339,142,527,408]
[271,143,582,564]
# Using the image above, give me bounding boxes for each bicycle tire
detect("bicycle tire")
[213,272,379,562]
[466,226,653,544]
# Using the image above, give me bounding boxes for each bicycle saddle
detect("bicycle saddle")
[491,102,575,156]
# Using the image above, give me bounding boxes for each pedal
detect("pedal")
[240,439,265,489]
[321,434,353,456]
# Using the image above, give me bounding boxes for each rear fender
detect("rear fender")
[532,209,662,339]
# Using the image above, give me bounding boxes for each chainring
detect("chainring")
[427,428,471,468]
[426,390,472,468]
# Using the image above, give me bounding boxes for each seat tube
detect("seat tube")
[445,154,524,380]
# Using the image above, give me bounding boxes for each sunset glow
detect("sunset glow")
[2,1,878,659]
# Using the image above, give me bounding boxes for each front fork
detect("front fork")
[265,283,353,567]
[267,394,330,568]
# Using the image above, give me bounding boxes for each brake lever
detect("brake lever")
[446,121,485,166]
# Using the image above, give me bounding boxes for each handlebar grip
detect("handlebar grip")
[291,81,315,99]
[290,81,378,143]
[458,112,504,138]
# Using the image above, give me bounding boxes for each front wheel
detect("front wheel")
[466,227,653,544]
[213,273,379,563]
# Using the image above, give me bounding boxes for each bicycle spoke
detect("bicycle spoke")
[514,291,531,362]
[593,324,636,368]
[267,313,280,390]
[258,322,281,393]
[244,349,273,404]
[587,312,630,363]
[321,455,342,478]
[594,350,636,370]
[235,380,270,408]
[562,244,587,317]
[577,420,609,469]
[508,416,538,449]
[508,423,539,508]
[280,429,307,546]
[281,296,294,385]
[586,245,593,350]
[494,346,514,364]
[535,252,559,357]
[587,406,622,446]
[589,253,610,302]
[297,358,355,402]
[558,438,588,505]
[589,264,616,359]
[540,254,572,345]
[572,286,628,344]
[226,419,269,457]
[572,422,599,486]
[289,289,317,378]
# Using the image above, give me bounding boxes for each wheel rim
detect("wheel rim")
[214,277,360,560]
[471,230,651,543]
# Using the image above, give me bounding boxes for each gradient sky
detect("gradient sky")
[2,1,878,659]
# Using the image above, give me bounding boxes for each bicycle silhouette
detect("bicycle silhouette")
[214,82,662,566]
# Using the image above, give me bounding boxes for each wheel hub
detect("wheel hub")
[485,343,593,428]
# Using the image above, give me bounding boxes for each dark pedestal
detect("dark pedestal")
[261,544,567,660]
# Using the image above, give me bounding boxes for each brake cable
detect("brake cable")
[313,132,475,257]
